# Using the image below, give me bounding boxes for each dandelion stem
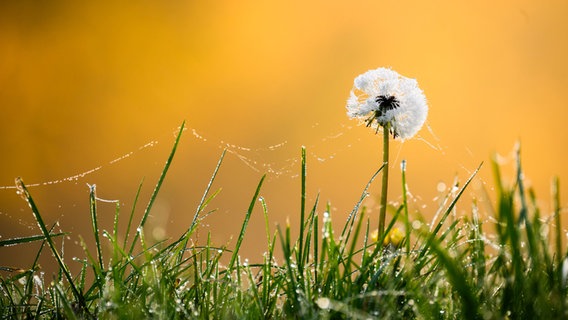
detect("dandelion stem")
[378,122,390,241]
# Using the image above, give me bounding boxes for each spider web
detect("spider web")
[0,120,446,197]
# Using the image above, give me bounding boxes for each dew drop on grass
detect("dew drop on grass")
[316,297,330,309]
[412,220,422,230]
[537,224,549,238]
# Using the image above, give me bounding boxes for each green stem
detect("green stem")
[378,122,390,241]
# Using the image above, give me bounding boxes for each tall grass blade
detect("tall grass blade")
[425,232,481,320]
[228,174,266,269]
[297,146,307,275]
[340,165,383,239]
[189,149,226,233]
[54,283,79,320]
[515,144,528,224]
[88,184,104,272]
[259,196,271,249]
[15,178,89,316]
[277,223,300,314]
[417,163,482,261]
[21,225,53,317]
[129,121,185,255]
[176,149,226,265]
[552,176,566,316]
[0,233,65,247]
[124,178,144,248]
[553,176,562,265]
[432,163,482,237]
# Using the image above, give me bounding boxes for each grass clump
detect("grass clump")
[1,123,566,319]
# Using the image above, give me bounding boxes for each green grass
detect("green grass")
[1,123,567,319]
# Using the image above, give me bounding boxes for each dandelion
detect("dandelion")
[371,227,405,248]
[347,67,428,240]
[346,67,427,140]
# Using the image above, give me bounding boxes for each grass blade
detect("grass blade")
[228,174,266,270]
[340,165,383,240]
[176,149,227,266]
[553,176,562,266]
[424,232,481,320]
[189,149,226,233]
[0,233,65,247]
[15,178,89,316]
[129,121,185,255]
[123,178,144,248]
[417,163,482,261]
[88,184,104,272]
[297,146,307,276]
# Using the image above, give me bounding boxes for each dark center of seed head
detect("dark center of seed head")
[375,95,400,113]
[365,95,401,132]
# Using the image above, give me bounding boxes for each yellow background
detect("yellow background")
[1,1,567,270]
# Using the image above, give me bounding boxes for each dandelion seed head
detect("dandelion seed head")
[346,67,428,140]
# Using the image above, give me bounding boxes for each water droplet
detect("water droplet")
[412,220,422,230]
[316,298,330,309]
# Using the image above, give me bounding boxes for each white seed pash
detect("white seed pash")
[346,67,428,140]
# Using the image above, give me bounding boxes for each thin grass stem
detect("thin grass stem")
[401,159,410,255]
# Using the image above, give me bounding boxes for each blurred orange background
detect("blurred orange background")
[1,1,567,272]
